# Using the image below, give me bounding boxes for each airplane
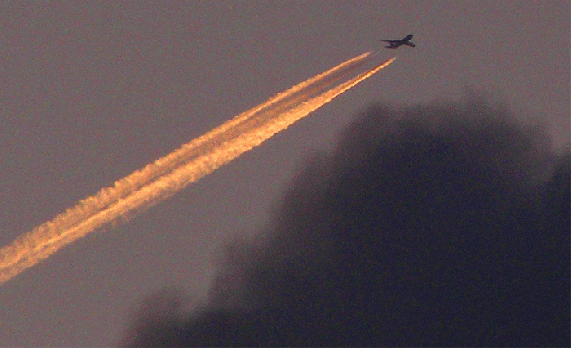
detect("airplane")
[381,34,415,49]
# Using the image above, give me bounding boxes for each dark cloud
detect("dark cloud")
[121,97,570,347]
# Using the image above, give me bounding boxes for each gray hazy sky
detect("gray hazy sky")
[0,1,569,346]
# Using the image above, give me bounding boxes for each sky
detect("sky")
[0,1,569,346]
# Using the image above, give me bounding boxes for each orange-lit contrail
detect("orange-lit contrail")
[0,55,395,285]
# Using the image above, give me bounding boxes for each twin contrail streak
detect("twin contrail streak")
[0,54,395,286]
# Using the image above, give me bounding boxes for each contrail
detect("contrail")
[0,55,395,285]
